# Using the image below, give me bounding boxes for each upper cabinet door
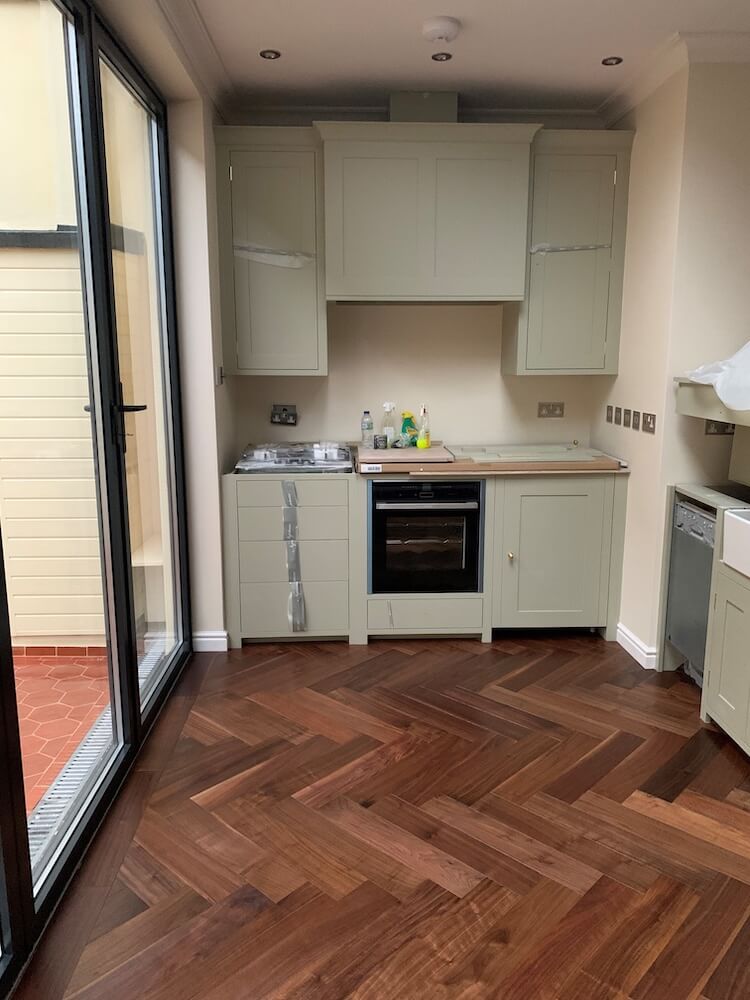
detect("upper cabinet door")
[216,132,327,376]
[501,132,632,376]
[319,124,539,301]
[526,154,615,371]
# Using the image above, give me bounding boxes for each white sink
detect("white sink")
[448,444,600,464]
[723,509,750,578]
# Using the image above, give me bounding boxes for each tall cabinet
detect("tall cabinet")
[216,128,328,376]
[502,130,632,375]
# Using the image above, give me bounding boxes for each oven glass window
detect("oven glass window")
[386,515,468,575]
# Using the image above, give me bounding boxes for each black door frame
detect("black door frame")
[0,0,192,992]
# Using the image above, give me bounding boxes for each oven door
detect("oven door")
[371,485,482,594]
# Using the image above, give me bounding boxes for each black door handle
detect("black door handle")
[118,403,148,413]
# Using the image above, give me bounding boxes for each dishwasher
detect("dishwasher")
[664,497,716,687]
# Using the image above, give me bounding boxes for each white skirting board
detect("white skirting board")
[192,630,229,652]
[616,623,658,670]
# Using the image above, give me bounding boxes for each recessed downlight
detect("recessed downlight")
[432,51,453,62]
[259,49,281,60]
[602,56,623,66]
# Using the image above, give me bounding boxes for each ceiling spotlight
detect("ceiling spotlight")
[432,51,453,62]
[601,56,623,66]
[259,49,281,60]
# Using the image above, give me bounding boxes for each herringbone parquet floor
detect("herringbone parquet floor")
[17,636,750,1000]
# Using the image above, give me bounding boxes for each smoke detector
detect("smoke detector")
[422,16,461,44]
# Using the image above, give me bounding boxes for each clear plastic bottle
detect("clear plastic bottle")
[417,405,431,449]
[361,410,375,448]
[382,401,396,447]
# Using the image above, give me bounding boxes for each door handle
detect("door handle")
[117,403,148,413]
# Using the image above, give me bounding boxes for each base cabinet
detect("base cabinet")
[704,570,750,745]
[493,476,614,628]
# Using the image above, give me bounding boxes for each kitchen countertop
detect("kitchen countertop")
[356,443,627,476]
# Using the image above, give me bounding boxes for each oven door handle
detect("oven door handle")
[374,501,479,511]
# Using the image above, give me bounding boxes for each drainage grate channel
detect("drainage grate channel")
[27,637,168,878]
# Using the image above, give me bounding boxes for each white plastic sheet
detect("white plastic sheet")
[233,241,314,268]
[686,341,750,411]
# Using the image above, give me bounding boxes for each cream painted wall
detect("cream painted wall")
[593,61,750,656]
[225,302,601,460]
[591,70,688,651]
[168,99,227,643]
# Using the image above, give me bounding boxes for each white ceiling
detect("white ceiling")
[171,0,750,117]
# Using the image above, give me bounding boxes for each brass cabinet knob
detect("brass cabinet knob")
[508,551,514,560]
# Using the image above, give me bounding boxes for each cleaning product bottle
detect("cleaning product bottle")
[382,401,396,447]
[400,411,418,447]
[417,405,431,449]
[360,410,374,448]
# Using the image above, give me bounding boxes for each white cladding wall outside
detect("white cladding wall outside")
[0,248,105,642]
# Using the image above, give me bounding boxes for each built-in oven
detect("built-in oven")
[369,480,483,594]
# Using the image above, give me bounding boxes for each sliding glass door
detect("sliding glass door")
[0,0,189,990]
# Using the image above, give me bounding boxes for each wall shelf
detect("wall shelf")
[674,378,750,427]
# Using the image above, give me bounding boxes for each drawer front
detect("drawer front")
[239,540,348,583]
[236,479,348,508]
[241,581,349,635]
[368,597,483,630]
[238,506,348,542]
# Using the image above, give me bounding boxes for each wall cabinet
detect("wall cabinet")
[704,569,750,747]
[216,128,327,375]
[502,131,633,375]
[492,476,615,628]
[317,123,540,301]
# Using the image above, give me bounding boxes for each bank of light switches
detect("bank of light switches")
[606,405,654,434]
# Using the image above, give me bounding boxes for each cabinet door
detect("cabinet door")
[498,477,608,627]
[525,154,616,371]
[705,572,750,744]
[323,141,530,300]
[230,149,324,373]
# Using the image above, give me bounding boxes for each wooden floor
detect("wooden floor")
[16,635,750,1000]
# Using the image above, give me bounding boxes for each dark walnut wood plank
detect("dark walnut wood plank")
[16,636,750,1000]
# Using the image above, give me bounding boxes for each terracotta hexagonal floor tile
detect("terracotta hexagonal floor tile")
[35,718,79,740]
[22,752,54,779]
[20,734,46,756]
[60,686,101,708]
[28,703,69,723]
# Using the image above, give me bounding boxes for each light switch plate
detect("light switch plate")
[623,408,632,428]
[632,410,641,431]
[606,405,613,423]
[538,401,565,418]
[614,407,622,426]
[642,412,656,434]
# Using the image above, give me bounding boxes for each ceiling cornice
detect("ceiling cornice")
[598,33,688,126]
[155,0,233,111]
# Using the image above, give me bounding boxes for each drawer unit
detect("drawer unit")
[236,478,348,508]
[237,505,348,542]
[367,597,484,631]
[239,540,348,583]
[241,581,349,636]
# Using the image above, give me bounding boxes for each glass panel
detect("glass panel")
[0,0,122,890]
[99,59,182,710]
[386,516,468,573]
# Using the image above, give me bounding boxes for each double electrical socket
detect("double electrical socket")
[538,401,565,418]
[606,405,656,434]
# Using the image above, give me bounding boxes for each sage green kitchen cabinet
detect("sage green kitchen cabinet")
[493,476,614,627]
[502,131,632,375]
[316,122,541,301]
[703,569,750,747]
[215,127,327,375]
